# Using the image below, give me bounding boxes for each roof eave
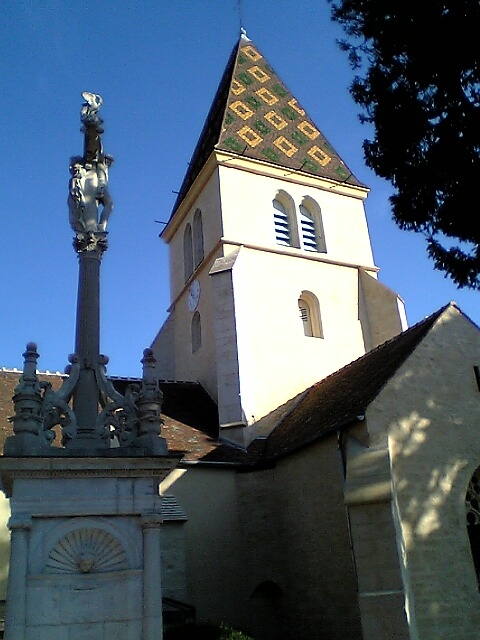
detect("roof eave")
[214,149,370,199]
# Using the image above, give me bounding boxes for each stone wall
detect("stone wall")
[368,306,480,639]
[236,436,363,640]
[163,466,245,625]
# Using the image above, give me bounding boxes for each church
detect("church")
[1,32,480,640]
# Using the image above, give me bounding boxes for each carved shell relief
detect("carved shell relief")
[45,527,127,574]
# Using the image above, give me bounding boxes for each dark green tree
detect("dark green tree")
[328,0,480,288]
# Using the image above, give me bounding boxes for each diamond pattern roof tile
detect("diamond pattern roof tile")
[171,35,363,217]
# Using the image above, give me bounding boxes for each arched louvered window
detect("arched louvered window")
[466,467,480,588]
[272,192,299,248]
[299,204,318,251]
[298,291,323,338]
[193,208,204,268]
[191,311,202,354]
[299,198,326,253]
[183,223,193,282]
[273,199,291,246]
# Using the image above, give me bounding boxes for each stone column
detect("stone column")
[67,235,108,449]
[4,516,31,640]
[142,515,164,640]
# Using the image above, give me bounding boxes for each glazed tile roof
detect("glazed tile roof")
[171,35,362,217]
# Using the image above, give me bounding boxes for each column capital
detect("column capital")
[73,230,108,255]
[141,514,163,529]
[8,514,32,531]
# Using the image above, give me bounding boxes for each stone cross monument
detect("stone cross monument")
[0,94,180,640]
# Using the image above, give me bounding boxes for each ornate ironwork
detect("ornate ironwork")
[466,468,480,526]
[5,95,168,457]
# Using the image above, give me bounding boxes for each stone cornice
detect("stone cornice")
[0,455,182,497]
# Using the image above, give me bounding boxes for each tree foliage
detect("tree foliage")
[328,0,480,288]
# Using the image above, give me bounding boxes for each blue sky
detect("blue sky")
[1,1,478,378]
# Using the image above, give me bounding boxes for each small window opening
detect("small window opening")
[298,301,313,337]
[193,208,204,268]
[183,223,193,282]
[300,197,326,253]
[191,311,202,354]
[298,291,323,338]
[299,204,318,251]
[273,199,291,246]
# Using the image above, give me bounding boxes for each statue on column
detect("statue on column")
[4,91,168,457]
[68,92,114,234]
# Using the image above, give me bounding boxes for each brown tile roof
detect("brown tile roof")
[260,304,451,461]
[169,35,363,219]
[0,373,223,463]
[0,304,457,467]
[0,371,66,452]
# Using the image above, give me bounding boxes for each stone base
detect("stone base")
[3,437,170,458]
[0,456,181,640]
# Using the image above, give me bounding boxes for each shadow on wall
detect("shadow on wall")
[380,309,480,633]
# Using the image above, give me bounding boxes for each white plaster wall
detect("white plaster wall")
[216,163,379,421]
[156,158,403,426]
[210,265,243,424]
[156,170,224,396]
[367,306,480,639]
[359,269,407,350]
[231,246,368,423]
[217,163,375,268]
[167,170,223,302]
[168,249,222,398]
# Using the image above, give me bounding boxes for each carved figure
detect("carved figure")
[68,93,114,234]
[80,92,103,125]
[68,155,114,233]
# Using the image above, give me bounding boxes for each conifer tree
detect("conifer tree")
[329,0,480,288]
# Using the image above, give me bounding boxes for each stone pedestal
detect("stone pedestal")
[0,456,180,640]
[1,94,180,640]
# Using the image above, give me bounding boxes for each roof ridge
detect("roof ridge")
[169,39,240,216]
[309,302,452,391]
[0,367,66,377]
[0,369,205,388]
[261,303,455,461]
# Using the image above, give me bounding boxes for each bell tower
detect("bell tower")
[152,33,406,445]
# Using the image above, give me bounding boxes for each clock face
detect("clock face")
[188,279,201,311]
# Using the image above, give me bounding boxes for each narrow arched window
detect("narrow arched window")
[466,467,480,588]
[299,197,326,253]
[191,311,202,353]
[299,204,318,251]
[298,297,314,336]
[273,199,291,246]
[183,223,193,282]
[298,291,323,338]
[193,208,204,268]
[273,192,299,248]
